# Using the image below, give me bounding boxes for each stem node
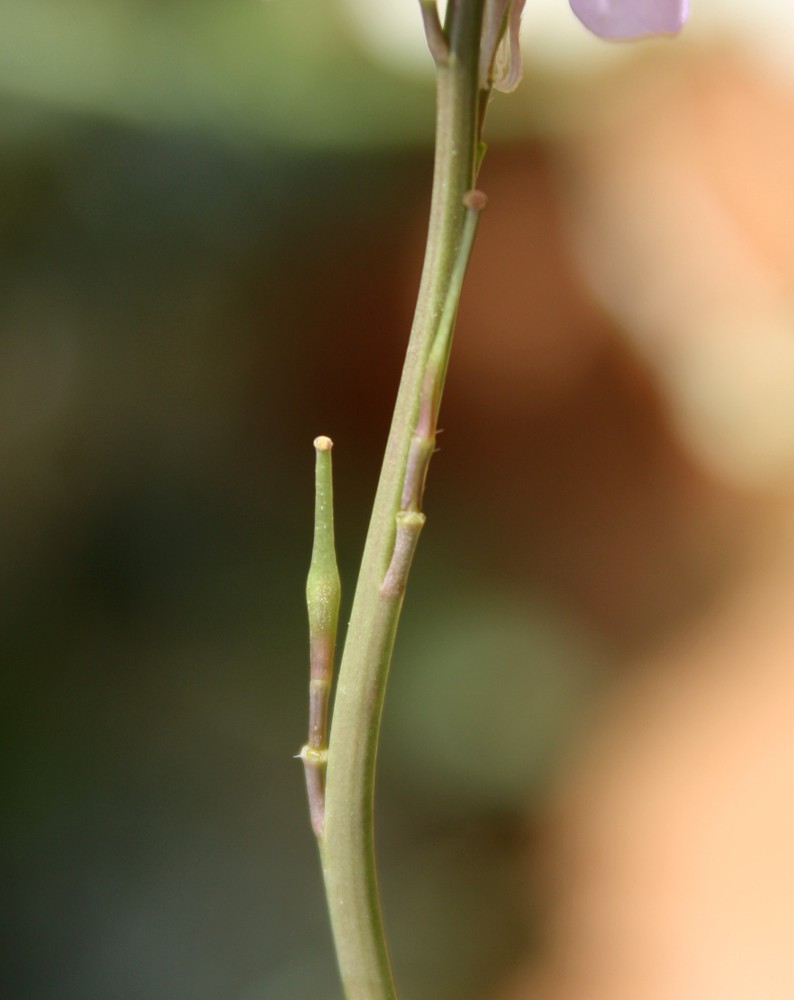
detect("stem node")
[380,511,427,599]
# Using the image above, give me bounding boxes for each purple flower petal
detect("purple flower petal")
[569,0,689,40]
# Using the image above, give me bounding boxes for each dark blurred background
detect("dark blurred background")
[6,3,794,999]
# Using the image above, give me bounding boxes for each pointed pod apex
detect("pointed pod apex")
[314,435,333,452]
[569,0,689,40]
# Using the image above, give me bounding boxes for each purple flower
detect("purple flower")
[480,0,688,94]
[569,0,689,40]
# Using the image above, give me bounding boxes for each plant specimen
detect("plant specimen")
[299,3,688,997]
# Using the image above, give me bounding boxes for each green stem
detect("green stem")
[319,3,486,998]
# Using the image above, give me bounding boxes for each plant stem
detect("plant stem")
[318,3,486,998]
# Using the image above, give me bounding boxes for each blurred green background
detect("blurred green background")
[1,4,584,998]
[5,2,757,999]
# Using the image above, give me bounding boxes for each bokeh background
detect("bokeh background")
[6,2,794,998]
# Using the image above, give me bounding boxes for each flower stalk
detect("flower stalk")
[299,2,689,997]
[309,2,487,997]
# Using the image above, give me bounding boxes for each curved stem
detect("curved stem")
[318,2,486,998]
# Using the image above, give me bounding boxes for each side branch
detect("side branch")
[419,0,449,64]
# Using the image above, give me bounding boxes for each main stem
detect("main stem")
[319,2,486,998]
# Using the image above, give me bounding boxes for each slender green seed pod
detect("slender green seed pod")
[306,436,341,654]
[302,435,341,837]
